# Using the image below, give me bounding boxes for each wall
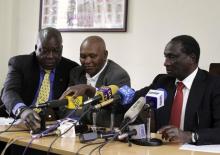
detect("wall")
[1,0,220,89]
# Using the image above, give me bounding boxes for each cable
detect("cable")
[47,105,92,155]
[1,136,26,155]
[89,119,132,155]
[75,141,106,155]
[1,138,13,155]
[22,136,37,155]
[3,129,29,132]
[0,118,18,134]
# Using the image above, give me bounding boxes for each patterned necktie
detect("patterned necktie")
[37,70,51,104]
[170,81,185,128]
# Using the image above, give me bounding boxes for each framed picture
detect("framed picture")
[39,0,128,32]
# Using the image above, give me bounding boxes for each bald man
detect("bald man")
[66,35,130,127]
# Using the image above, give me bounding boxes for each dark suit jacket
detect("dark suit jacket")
[134,69,220,145]
[69,59,131,127]
[1,52,79,118]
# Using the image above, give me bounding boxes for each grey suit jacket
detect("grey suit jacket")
[69,59,131,127]
[1,52,79,118]
[134,69,220,145]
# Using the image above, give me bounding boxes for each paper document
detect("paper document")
[180,143,220,154]
[0,117,22,125]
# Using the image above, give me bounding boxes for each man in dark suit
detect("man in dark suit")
[134,35,220,145]
[61,35,130,127]
[1,27,79,133]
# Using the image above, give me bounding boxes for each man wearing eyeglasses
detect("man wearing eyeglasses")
[1,27,79,133]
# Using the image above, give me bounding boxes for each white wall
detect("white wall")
[1,0,220,90]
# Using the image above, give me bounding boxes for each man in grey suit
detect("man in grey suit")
[62,35,130,127]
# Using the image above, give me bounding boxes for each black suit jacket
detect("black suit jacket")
[68,59,131,127]
[1,52,79,117]
[134,69,220,145]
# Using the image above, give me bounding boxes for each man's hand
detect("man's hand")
[59,84,96,99]
[20,108,41,134]
[158,125,192,143]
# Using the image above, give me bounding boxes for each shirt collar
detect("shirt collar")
[86,59,108,84]
[175,67,198,89]
[39,67,55,74]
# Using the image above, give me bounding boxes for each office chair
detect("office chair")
[209,63,220,76]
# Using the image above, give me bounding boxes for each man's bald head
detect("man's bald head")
[80,36,108,77]
[35,27,63,70]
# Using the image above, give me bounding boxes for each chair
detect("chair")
[209,63,220,76]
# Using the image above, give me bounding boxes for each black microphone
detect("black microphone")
[36,99,68,108]
[35,96,83,109]
[79,132,115,143]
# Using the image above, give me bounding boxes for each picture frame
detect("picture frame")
[39,0,128,32]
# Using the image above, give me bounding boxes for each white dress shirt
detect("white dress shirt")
[86,60,108,87]
[174,67,198,130]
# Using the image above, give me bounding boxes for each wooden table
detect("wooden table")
[0,125,216,155]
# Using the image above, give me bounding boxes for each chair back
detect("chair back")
[209,63,220,76]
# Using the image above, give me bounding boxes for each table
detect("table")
[0,125,216,155]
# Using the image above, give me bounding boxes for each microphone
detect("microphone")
[118,124,146,140]
[117,85,135,105]
[83,85,119,105]
[79,131,115,143]
[92,85,135,110]
[120,97,146,130]
[145,88,167,109]
[93,95,121,109]
[130,88,167,146]
[36,96,83,109]
[36,99,67,108]
[118,129,137,140]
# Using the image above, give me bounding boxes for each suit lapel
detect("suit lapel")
[29,54,40,100]
[96,61,109,87]
[184,69,207,130]
[156,77,176,129]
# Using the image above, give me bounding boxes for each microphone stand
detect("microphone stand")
[110,103,117,131]
[91,109,97,132]
[31,107,46,134]
[39,107,46,131]
[131,106,162,146]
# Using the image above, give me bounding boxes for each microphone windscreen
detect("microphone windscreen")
[117,85,135,105]
[65,96,83,109]
[95,85,119,102]
[157,88,168,100]
[145,88,167,109]
[47,99,68,108]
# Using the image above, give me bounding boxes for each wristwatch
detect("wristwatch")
[192,132,199,143]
